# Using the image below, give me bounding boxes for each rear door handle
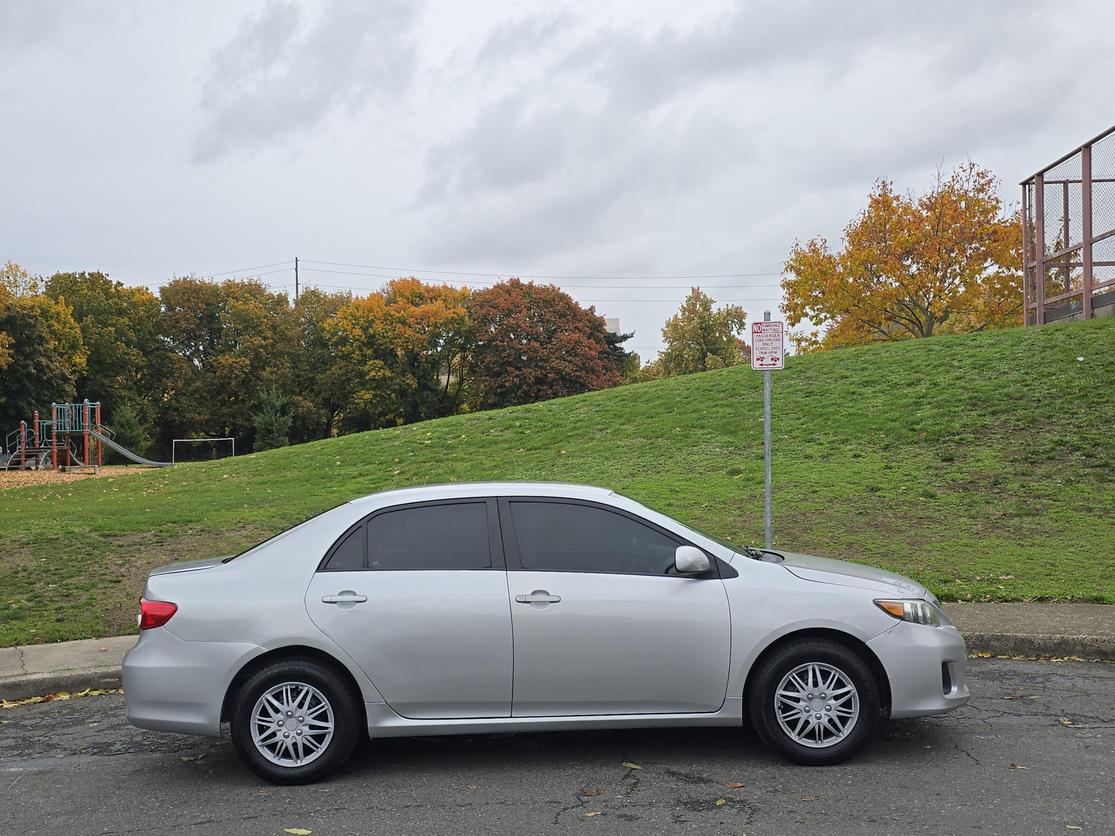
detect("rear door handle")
[515,590,561,605]
[322,592,367,605]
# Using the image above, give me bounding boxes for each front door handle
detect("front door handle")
[322,591,367,605]
[515,590,561,605]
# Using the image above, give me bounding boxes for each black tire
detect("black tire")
[230,657,361,785]
[746,638,880,766]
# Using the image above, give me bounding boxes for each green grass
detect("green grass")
[2,318,1114,646]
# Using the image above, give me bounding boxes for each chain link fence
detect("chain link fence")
[1022,124,1115,324]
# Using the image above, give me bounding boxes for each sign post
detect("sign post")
[751,312,784,548]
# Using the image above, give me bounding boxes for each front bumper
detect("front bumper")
[867,621,970,719]
[122,628,259,736]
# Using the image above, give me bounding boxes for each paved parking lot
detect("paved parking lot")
[1,658,1112,835]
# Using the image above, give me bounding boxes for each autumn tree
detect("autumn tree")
[657,288,748,375]
[468,279,621,409]
[783,163,1022,352]
[328,278,472,430]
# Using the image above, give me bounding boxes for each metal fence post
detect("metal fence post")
[1034,173,1045,324]
[1082,143,1094,319]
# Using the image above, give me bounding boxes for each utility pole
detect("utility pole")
[294,257,300,302]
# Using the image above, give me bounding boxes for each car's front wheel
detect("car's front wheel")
[747,638,880,765]
[230,658,361,784]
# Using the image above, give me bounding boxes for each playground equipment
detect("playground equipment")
[1,400,172,471]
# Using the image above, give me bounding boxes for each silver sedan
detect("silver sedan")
[123,482,969,784]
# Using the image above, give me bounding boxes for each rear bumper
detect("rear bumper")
[122,628,259,736]
[867,622,970,719]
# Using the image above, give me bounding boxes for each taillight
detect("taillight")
[138,597,177,630]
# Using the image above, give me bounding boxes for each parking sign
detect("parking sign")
[751,320,784,370]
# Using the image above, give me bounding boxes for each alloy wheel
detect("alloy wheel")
[774,662,860,748]
[250,681,335,767]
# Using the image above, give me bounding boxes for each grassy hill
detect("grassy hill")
[2,318,1114,646]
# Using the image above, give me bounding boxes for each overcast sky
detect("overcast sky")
[3,0,1113,356]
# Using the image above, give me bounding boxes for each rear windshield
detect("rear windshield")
[222,503,347,563]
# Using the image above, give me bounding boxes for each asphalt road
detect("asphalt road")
[1,659,1112,835]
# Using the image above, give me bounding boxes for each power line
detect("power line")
[297,267,782,290]
[197,261,290,279]
[300,258,781,281]
[297,280,782,303]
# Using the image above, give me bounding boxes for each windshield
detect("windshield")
[614,493,748,554]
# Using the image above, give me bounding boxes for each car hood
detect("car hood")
[148,556,228,576]
[777,551,931,599]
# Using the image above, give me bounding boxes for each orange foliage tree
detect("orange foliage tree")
[328,278,472,429]
[468,279,621,409]
[782,163,1022,352]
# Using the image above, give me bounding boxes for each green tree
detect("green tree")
[468,279,622,409]
[44,272,163,428]
[158,278,295,451]
[289,288,352,443]
[252,386,291,451]
[657,288,747,375]
[0,294,87,431]
[106,401,152,463]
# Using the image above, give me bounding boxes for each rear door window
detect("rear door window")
[366,502,492,570]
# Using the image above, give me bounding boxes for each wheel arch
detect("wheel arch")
[742,627,892,716]
[221,645,368,727]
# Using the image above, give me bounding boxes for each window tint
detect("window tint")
[510,501,680,575]
[323,525,364,570]
[367,503,491,570]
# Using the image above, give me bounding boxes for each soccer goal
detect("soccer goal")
[171,437,236,463]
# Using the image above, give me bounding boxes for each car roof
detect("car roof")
[347,482,616,507]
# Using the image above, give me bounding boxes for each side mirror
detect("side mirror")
[674,545,710,575]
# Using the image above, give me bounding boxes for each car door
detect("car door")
[500,498,731,717]
[305,498,513,719]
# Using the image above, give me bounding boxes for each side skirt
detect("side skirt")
[366,697,744,738]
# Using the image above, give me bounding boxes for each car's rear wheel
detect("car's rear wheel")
[230,658,360,784]
[747,638,880,765]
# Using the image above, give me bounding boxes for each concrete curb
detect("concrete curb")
[0,635,136,703]
[0,669,123,702]
[961,632,1115,660]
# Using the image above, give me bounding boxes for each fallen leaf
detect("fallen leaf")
[622,761,642,770]
[583,812,602,817]
[724,782,745,789]
[801,795,816,801]
[1066,826,1082,831]
[283,829,312,835]
[582,788,601,797]
[715,798,727,807]
[1009,763,1028,769]
[1059,717,1076,727]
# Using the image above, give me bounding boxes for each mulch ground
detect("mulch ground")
[0,466,147,490]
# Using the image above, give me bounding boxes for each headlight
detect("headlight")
[875,599,941,626]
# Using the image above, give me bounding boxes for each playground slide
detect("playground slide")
[88,429,174,467]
